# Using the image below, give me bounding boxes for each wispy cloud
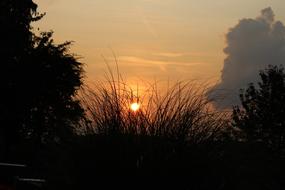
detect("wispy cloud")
[154,52,186,58]
[154,51,215,58]
[118,56,202,67]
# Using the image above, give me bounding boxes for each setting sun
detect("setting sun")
[130,103,140,112]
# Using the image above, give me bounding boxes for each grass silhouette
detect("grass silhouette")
[78,62,230,143]
[54,63,235,189]
[9,64,285,190]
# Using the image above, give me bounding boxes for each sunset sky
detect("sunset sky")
[33,0,285,87]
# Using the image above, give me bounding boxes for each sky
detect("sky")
[33,0,285,97]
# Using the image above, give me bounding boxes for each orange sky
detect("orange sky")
[33,0,285,88]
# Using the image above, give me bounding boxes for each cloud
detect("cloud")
[208,7,285,108]
[154,52,213,58]
[154,52,185,58]
[118,56,202,67]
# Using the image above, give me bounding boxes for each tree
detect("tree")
[0,0,84,150]
[233,65,285,152]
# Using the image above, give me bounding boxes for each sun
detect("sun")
[130,103,140,112]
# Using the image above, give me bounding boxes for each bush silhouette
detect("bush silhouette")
[79,67,228,143]
[233,65,285,152]
[0,0,84,155]
[64,70,231,189]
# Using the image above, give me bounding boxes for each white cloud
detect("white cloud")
[208,7,285,108]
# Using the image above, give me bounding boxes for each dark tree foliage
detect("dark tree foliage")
[0,0,84,149]
[233,65,285,152]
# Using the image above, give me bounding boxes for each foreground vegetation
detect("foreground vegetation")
[11,66,284,190]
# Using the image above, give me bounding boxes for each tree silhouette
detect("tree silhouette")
[0,0,84,152]
[233,65,285,152]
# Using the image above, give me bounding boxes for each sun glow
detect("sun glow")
[130,103,140,112]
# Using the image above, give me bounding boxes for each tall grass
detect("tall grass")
[78,65,229,144]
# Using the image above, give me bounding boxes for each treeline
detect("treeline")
[1,1,285,190]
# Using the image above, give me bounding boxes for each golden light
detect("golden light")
[130,103,140,112]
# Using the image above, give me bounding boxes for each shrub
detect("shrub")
[79,66,229,144]
[233,65,285,152]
